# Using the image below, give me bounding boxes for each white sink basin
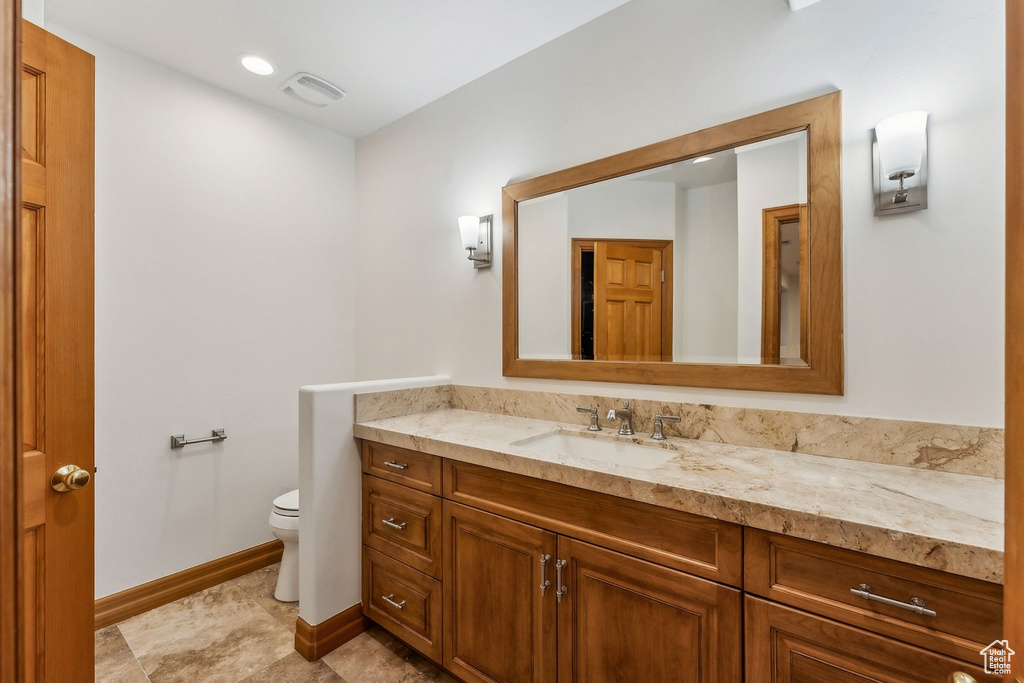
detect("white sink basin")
[512,431,676,470]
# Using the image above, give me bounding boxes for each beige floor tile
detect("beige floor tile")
[95,625,150,682]
[241,651,344,682]
[117,581,294,683]
[232,563,300,634]
[322,628,419,683]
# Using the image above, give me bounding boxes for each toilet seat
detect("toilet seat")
[273,489,299,518]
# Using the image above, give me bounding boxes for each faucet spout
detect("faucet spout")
[608,401,634,436]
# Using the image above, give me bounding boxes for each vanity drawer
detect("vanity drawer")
[363,475,443,578]
[744,529,1003,663]
[443,460,743,586]
[746,596,999,682]
[362,441,442,495]
[363,546,442,663]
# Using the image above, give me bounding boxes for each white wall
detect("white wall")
[48,26,358,599]
[22,0,43,26]
[736,134,807,362]
[675,181,739,362]
[517,194,570,358]
[354,0,1005,426]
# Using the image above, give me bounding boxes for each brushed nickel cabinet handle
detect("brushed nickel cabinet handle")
[850,583,937,617]
[381,517,407,531]
[539,554,551,596]
[381,593,406,610]
[383,460,408,470]
[555,559,568,603]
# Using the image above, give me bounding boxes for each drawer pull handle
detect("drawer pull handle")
[539,554,551,596]
[381,517,407,531]
[381,593,406,610]
[555,559,568,604]
[850,583,937,617]
[383,460,409,470]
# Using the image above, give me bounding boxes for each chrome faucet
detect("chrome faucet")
[651,414,681,440]
[576,406,601,432]
[607,401,634,436]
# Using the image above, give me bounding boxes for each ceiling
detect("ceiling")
[46,0,631,139]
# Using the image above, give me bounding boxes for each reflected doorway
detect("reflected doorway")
[761,204,808,365]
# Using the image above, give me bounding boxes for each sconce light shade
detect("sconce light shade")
[458,214,493,269]
[872,111,928,216]
[875,111,928,179]
[459,215,480,249]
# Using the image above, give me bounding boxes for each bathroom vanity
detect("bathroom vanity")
[356,406,1003,683]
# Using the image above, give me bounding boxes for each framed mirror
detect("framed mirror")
[502,92,843,394]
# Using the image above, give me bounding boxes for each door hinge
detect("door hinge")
[661,270,665,283]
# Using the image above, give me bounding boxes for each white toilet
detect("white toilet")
[269,489,300,602]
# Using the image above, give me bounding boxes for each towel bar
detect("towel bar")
[171,429,227,449]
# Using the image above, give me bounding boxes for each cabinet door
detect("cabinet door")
[556,537,741,683]
[444,502,557,683]
[745,596,999,682]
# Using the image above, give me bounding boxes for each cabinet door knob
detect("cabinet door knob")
[948,673,976,683]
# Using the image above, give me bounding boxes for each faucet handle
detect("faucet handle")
[652,414,681,441]
[576,406,601,432]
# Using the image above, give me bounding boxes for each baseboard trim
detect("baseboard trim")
[295,603,368,661]
[94,540,284,630]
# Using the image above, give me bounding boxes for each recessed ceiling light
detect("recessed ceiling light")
[239,54,275,76]
[692,156,714,164]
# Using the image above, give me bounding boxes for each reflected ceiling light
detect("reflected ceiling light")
[691,156,714,164]
[239,54,275,76]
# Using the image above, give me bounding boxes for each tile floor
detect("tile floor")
[95,563,457,683]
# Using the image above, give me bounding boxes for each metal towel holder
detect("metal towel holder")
[171,429,227,449]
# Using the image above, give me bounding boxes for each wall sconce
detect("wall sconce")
[458,214,492,269]
[873,111,928,216]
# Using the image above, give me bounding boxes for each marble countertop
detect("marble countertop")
[353,409,1004,584]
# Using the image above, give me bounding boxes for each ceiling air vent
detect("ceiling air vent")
[280,72,346,108]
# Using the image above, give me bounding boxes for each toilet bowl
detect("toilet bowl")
[269,489,299,602]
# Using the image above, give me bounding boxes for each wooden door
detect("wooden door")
[20,20,94,682]
[556,537,741,683]
[745,597,997,683]
[593,241,669,362]
[443,501,557,683]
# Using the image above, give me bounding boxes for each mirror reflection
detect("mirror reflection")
[517,130,808,366]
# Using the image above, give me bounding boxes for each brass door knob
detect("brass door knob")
[50,465,91,492]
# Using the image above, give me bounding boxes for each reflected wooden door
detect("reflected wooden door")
[21,20,94,681]
[593,241,671,362]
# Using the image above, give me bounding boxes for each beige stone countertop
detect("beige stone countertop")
[353,409,1004,584]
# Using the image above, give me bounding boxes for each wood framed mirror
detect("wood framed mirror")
[502,92,843,394]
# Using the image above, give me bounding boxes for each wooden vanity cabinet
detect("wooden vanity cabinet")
[557,536,741,682]
[360,440,1002,683]
[443,502,557,683]
[745,597,998,683]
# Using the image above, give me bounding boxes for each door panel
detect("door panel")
[594,241,665,361]
[443,502,557,683]
[557,537,742,683]
[20,20,94,682]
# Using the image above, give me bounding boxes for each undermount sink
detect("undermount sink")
[511,430,677,470]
